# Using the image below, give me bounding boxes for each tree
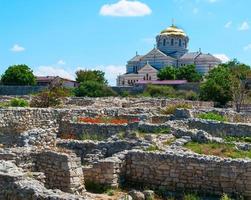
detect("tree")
[75,70,108,85]
[176,65,202,82]
[157,66,177,80]
[157,65,202,82]
[200,60,251,109]
[74,81,117,97]
[200,66,233,106]
[1,64,36,85]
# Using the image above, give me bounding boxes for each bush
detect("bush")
[175,90,199,100]
[184,193,200,200]
[197,112,227,122]
[30,87,70,108]
[10,98,29,107]
[74,81,117,97]
[221,194,232,200]
[143,84,176,97]
[162,103,192,115]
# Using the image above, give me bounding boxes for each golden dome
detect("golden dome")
[160,25,187,37]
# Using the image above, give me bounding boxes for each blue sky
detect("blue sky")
[0,0,250,85]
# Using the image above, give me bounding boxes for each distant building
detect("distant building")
[117,24,222,86]
[36,76,78,88]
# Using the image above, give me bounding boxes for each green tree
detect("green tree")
[200,66,233,106]
[157,65,202,82]
[200,60,251,107]
[1,64,36,85]
[157,66,177,80]
[176,65,202,82]
[75,70,108,85]
[74,81,116,97]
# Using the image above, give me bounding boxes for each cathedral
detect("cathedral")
[117,24,222,86]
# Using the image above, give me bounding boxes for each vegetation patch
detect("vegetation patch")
[85,181,112,194]
[197,112,227,122]
[138,127,171,135]
[185,141,251,159]
[144,145,161,152]
[224,136,251,143]
[79,132,106,141]
[77,116,140,125]
[161,103,192,115]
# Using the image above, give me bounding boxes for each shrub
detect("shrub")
[10,98,29,107]
[162,103,192,115]
[184,193,200,200]
[197,112,227,122]
[143,84,176,97]
[74,81,117,97]
[30,87,70,108]
[221,194,232,200]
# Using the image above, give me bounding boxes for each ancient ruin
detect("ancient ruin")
[0,97,251,200]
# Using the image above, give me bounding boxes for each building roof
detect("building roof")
[160,25,187,37]
[195,53,222,63]
[36,76,76,83]
[128,55,143,62]
[136,80,188,85]
[180,52,222,63]
[141,48,176,61]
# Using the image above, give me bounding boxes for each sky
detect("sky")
[0,0,251,85]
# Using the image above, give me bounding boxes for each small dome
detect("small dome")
[160,25,187,37]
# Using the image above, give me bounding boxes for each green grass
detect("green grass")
[138,127,171,135]
[184,193,200,200]
[79,132,106,141]
[197,112,227,122]
[144,145,161,152]
[185,141,251,159]
[225,136,251,143]
[163,138,176,146]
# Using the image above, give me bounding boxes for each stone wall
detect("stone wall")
[0,161,88,200]
[187,118,251,137]
[83,152,127,188]
[125,150,251,198]
[35,150,85,194]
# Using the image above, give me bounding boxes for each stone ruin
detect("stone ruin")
[0,97,251,200]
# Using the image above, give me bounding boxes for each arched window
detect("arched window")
[146,73,149,80]
[149,76,151,80]
[171,39,174,46]
[179,39,182,47]
[163,39,166,46]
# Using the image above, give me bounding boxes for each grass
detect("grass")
[163,138,176,146]
[79,132,106,141]
[138,127,171,135]
[161,103,192,115]
[197,112,227,122]
[184,193,200,200]
[144,144,161,152]
[185,141,251,159]
[85,181,112,194]
[117,131,126,140]
[225,136,251,143]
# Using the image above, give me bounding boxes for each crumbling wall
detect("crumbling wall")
[125,150,251,198]
[35,150,85,194]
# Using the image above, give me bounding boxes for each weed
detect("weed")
[197,112,227,122]
[161,103,192,115]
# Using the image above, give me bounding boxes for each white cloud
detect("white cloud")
[57,60,66,65]
[238,21,250,31]
[10,44,25,52]
[35,66,75,80]
[244,44,251,51]
[224,21,232,28]
[213,54,230,63]
[100,0,152,17]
